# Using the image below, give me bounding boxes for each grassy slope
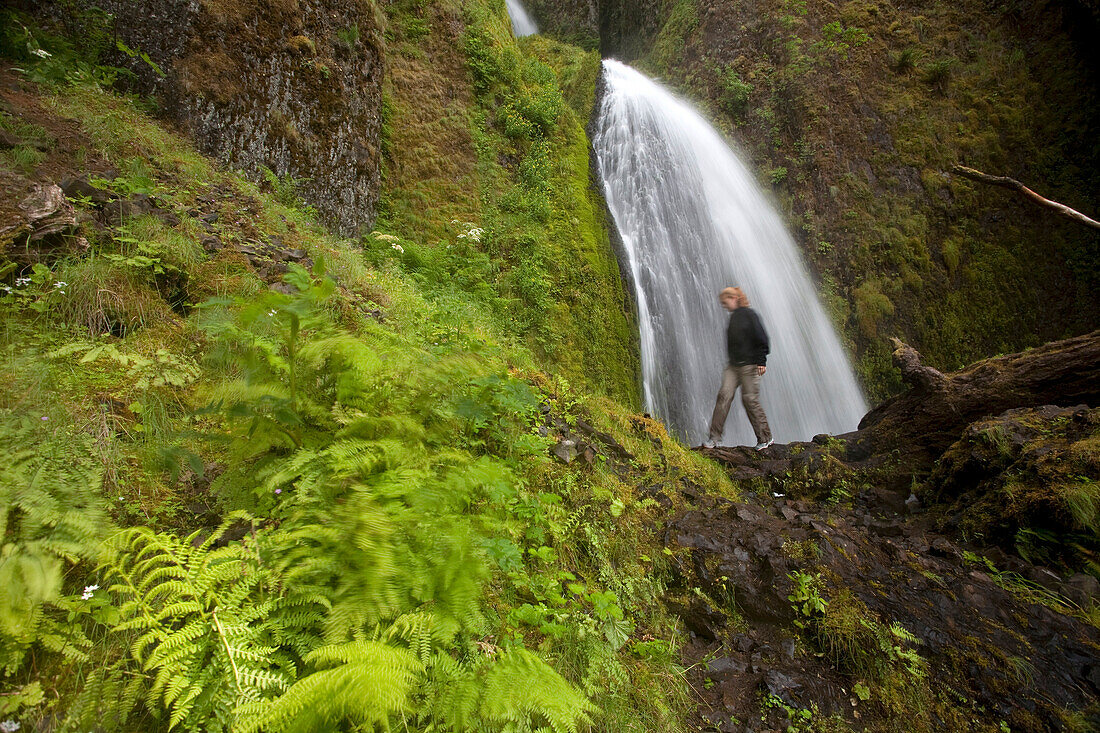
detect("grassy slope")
[377,0,640,407]
[0,10,736,729]
[621,0,1100,400]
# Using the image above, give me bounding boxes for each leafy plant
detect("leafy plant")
[77,522,296,731]
[335,24,360,49]
[893,46,922,74]
[0,411,109,675]
[811,21,869,59]
[719,66,753,117]
[787,570,827,628]
[921,58,953,89]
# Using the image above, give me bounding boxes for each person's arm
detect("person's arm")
[751,310,769,374]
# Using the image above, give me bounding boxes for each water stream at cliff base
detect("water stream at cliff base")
[592,59,867,446]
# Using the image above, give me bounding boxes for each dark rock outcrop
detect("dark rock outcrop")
[527,0,669,59]
[669,491,1100,731]
[27,0,385,236]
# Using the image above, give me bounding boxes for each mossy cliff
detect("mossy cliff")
[21,0,386,236]
[534,0,1100,401]
[375,0,640,405]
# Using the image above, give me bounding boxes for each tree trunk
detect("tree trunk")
[854,331,1100,460]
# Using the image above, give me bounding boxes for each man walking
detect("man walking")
[705,286,773,450]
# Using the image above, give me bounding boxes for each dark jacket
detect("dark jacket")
[726,307,769,366]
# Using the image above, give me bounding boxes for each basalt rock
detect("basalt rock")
[669,492,1100,731]
[26,0,385,236]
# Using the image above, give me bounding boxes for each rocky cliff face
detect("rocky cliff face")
[526,0,670,59]
[32,0,385,236]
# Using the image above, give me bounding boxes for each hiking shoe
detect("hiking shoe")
[754,439,774,451]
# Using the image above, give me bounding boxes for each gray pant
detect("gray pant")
[708,364,772,443]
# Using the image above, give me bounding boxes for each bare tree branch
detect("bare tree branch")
[952,165,1100,231]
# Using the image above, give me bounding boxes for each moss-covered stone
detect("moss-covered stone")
[23,0,386,236]
[926,404,1100,572]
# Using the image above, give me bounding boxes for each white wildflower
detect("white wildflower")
[32,48,52,58]
[82,584,99,600]
[1,719,21,732]
[15,277,30,286]
[459,227,484,243]
[0,285,11,293]
[53,281,67,288]
[391,243,404,253]
[267,309,278,317]
[372,232,400,243]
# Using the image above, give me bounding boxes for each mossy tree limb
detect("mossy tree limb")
[952,165,1100,231]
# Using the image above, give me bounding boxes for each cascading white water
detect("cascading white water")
[506,0,539,36]
[592,59,867,446]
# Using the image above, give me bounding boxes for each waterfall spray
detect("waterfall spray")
[592,59,867,446]
[506,0,539,37]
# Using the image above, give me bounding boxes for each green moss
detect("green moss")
[650,0,699,76]
[523,36,601,123]
[378,1,639,405]
[853,280,895,338]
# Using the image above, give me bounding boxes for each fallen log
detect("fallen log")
[855,331,1100,461]
[951,165,1100,231]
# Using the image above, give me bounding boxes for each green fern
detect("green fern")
[0,411,108,674]
[85,521,295,730]
[446,648,597,733]
[237,640,421,732]
[181,264,599,731]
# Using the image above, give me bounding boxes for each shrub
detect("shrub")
[719,67,753,117]
[892,46,921,74]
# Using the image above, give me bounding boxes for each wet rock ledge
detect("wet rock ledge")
[678,334,1100,731]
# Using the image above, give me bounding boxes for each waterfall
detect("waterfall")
[506,0,539,37]
[592,59,867,446]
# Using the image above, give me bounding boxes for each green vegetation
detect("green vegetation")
[4,1,1099,730]
[377,0,639,406]
[0,9,728,730]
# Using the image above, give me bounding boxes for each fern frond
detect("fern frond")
[454,648,597,733]
[237,640,421,733]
